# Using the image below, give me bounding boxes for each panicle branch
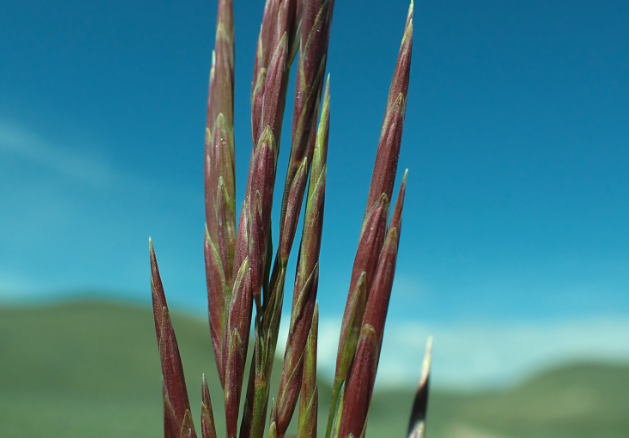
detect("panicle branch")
[224,2,300,438]
[275,76,330,438]
[240,1,333,436]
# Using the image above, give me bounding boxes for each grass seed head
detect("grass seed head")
[151,2,420,438]
[224,2,299,436]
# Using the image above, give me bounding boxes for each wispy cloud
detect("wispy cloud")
[0,270,36,298]
[277,315,629,389]
[0,120,117,187]
[0,119,203,302]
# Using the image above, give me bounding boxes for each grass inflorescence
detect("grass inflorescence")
[148,1,430,438]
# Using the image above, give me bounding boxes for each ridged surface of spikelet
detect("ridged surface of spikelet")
[205,0,236,389]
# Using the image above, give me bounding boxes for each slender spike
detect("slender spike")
[227,2,299,437]
[364,1,413,214]
[238,0,297,311]
[239,260,285,438]
[278,0,334,258]
[326,5,413,436]
[150,239,197,438]
[275,78,330,437]
[324,198,387,438]
[239,56,332,438]
[205,0,236,388]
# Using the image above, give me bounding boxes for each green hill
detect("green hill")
[0,301,627,438]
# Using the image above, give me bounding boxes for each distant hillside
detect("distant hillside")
[379,361,629,438]
[0,301,627,438]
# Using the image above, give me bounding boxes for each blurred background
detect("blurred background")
[1,0,628,437]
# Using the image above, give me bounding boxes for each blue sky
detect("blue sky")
[1,0,628,387]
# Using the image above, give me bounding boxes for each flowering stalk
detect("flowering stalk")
[204,0,236,388]
[244,0,295,307]
[239,2,333,436]
[150,239,196,438]
[223,2,299,438]
[240,76,330,438]
[325,3,414,437]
